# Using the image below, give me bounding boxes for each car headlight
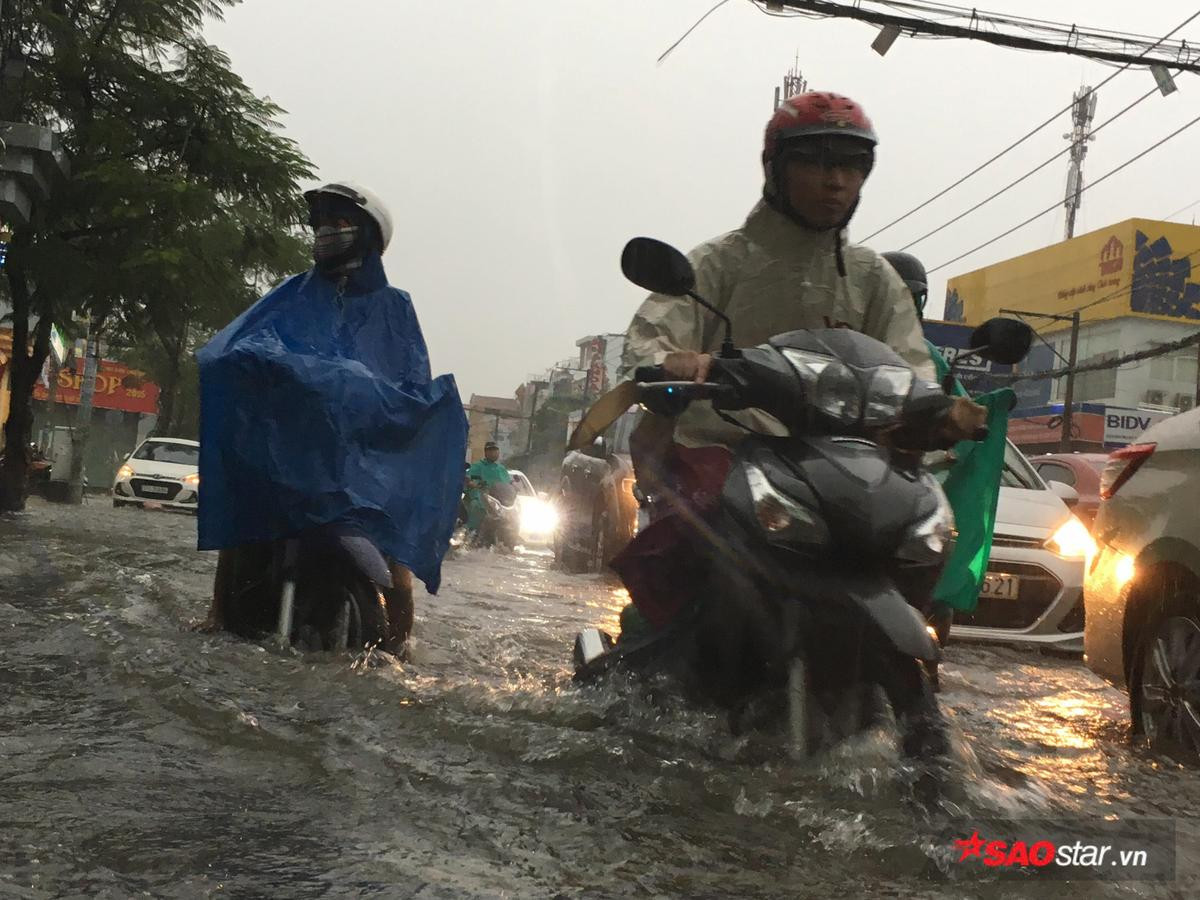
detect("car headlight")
[518,497,559,535]
[117,464,134,480]
[744,464,829,548]
[863,366,914,426]
[897,476,955,563]
[1046,515,1097,561]
[183,473,200,486]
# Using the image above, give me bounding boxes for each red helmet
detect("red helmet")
[762,91,877,166]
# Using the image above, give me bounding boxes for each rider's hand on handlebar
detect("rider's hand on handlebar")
[938,396,989,443]
[663,351,714,384]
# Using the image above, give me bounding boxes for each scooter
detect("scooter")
[218,524,406,654]
[571,237,1032,760]
[474,480,522,549]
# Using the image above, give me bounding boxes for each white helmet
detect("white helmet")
[303,180,394,253]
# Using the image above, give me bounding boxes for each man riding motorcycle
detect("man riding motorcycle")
[882,251,1016,650]
[615,91,974,632]
[464,440,513,534]
[200,181,467,653]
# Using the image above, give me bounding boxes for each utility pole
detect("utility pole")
[1063,86,1097,240]
[66,315,100,504]
[1194,341,1200,408]
[1002,308,1082,451]
[1060,311,1081,451]
[773,53,808,110]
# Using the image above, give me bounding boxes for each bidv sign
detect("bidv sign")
[1103,407,1169,446]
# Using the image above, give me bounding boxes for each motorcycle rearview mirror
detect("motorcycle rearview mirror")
[969,317,1034,365]
[620,237,739,358]
[941,316,1034,393]
[621,237,695,296]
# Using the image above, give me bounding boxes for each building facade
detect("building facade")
[945,218,1200,450]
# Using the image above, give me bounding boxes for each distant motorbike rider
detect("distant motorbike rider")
[615,91,955,631]
[882,250,1015,652]
[465,441,512,534]
[204,181,437,652]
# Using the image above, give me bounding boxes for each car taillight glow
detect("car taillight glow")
[1099,442,1157,500]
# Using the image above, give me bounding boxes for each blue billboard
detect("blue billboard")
[921,320,1014,395]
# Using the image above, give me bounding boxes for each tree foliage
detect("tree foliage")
[0,0,312,508]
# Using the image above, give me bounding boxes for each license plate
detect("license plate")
[141,485,170,495]
[980,572,1021,600]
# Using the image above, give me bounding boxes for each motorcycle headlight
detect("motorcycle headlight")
[863,366,914,426]
[781,348,836,387]
[744,464,829,548]
[814,360,864,424]
[897,476,955,564]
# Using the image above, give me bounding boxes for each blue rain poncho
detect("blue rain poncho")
[196,254,468,593]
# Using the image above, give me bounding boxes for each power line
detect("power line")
[1163,197,1200,221]
[858,7,1200,242]
[994,328,1200,383]
[759,1,1200,68]
[898,85,1159,252]
[927,112,1200,275]
[657,0,736,64]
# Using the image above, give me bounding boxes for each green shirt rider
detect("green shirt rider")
[465,441,513,532]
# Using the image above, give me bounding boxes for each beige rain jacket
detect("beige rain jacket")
[620,200,936,449]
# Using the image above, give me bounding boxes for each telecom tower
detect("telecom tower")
[1063,85,1098,240]
[773,54,808,110]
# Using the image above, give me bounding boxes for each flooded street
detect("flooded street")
[2,499,1199,899]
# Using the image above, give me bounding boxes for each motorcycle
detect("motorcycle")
[218,525,406,654]
[474,479,522,549]
[571,237,1032,761]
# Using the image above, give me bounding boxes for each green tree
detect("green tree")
[0,0,312,509]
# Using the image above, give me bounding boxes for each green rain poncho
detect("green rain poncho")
[928,342,1015,614]
[465,458,513,531]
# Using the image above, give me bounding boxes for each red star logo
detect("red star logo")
[955,830,986,862]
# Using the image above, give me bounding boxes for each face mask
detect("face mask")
[312,225,360,266]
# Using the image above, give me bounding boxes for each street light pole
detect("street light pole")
[1000,307,1082,451]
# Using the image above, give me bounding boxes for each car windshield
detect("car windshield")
[1000,440,1044,490]
[132,442,199,466]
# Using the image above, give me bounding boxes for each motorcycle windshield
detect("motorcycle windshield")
[196,256,468,594]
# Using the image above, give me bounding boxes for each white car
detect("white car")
[948,440,1095,651]
[112,437,200,513]
[509,469,558,545]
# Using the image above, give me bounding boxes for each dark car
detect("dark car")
[555,409,640,573]
[1031,452,1108,526]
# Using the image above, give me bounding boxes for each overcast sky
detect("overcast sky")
[206,1,1200,400]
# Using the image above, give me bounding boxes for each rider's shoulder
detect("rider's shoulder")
[841,241,904,287]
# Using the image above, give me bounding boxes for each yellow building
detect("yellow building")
[945,218,1200,335]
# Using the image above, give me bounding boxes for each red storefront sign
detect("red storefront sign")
[35,360,159,415]
[2,329,159,415]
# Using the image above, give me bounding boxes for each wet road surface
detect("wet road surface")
[2,499,1198,898]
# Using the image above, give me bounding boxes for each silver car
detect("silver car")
[949,441,1093,651]
[1084,407,1200,759]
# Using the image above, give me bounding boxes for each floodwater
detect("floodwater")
[2,498,1198,898]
